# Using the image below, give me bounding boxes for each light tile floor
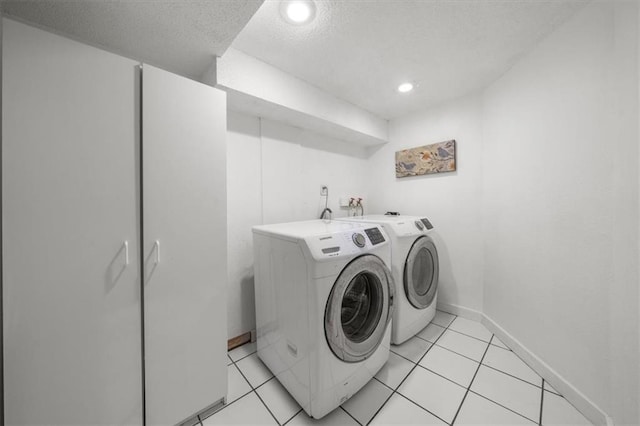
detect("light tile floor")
[201,311,593,426]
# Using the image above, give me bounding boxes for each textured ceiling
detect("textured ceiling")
[232,0,589,119]
[2,0,264,79]
[3,0,590,121]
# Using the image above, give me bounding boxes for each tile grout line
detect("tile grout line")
[491,341,512,351]
[541,381,562,397]
[450,334,494,425]
[389,341,436,364]
[253,375,276,391]
[425,339,485,363]
[544,388,562,397]
[481,363,544,389]
[428,320,511,352]
[373,376,394,390]
[340,405,364,426]
[418,363,477,389]
[228,347,257,365]
[253,388,282,426]
[445,326,511,352]
[465,389,539,424]
[394,388,452,425]
[479,339,547,387]
[199,361,259,422]
[235,366,280,425]
[393,321,453,389]
[447,343,541,425]
[200,364,254,422]
[539,379,545,425]
[226,358,280,426]
[415,326,509,363]
[444,327,495,345]
[365,314,458,425]
[373,375,449,424]
[431,327,547,420]
[232,361,260,396]
[281,408,303,426]
[478,343,544,386]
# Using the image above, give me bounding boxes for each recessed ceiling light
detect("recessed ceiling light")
[281,0,316,25]
[398,82,414,93]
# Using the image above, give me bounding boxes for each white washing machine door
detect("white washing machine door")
[404,235,439,309]
[325,255,394,363]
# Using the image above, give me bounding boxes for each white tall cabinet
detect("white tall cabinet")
[2,19,227,425]
[3,18,143,425]
[142,66,227,425]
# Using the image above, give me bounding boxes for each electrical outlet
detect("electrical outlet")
[320,186,328,196]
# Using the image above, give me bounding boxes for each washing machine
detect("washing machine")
[252,219,394,419]
[337,215,439,345]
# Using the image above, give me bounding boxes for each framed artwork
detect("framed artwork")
[395,139,456,178]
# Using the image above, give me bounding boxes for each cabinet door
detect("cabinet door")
[2,19,142,425]
[142,65,227,425]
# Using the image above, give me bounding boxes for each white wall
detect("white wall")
[226,113,262,339]
[366,95,485,314]
[226,111,370,338]
[482,2,638,424]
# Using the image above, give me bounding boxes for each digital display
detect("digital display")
[420,218,434,230]
[364,228,385,245]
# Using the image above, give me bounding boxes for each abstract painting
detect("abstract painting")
[395,139,456,178]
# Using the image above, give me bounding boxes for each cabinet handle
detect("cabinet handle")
[124,241,129,266]
[154,240,160,264]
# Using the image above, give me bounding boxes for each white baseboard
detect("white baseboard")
[481,314,612,426]
[436,302,483,322]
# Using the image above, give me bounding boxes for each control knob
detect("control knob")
[415,220,424,230]
[352,233,366,248]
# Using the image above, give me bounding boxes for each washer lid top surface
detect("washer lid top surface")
[253,219,372,239]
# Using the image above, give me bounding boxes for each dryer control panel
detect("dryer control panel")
[420,218,434,230]
[385,216,436,237]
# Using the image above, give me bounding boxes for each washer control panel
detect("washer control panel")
[305,225,389,259]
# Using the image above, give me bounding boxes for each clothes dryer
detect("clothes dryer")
[252,220,394,419]
[337,215,439,344]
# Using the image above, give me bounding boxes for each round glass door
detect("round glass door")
[341,272,383,343]
[403,236,439,309]
[325,255,394,362]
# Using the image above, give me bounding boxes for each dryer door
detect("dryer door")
[404,236,439,309]
[325,255,394,363]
